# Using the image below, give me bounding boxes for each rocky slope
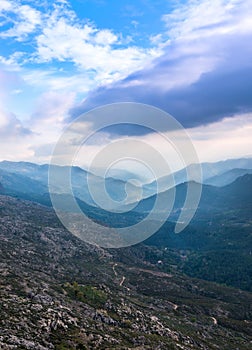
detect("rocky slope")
[0,195,252,349]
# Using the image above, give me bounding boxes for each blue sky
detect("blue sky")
[0,0,252,169]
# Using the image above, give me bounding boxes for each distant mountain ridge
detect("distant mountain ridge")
[205,168,252,186]
[0,157,252,213]
[131,173,252,219]
[0,168,48,196]
[0,160,143,208]
[143,157,252,194]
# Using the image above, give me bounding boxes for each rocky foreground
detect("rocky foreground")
[0,195,252,349]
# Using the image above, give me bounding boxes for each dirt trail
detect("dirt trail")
[112,263,130,291]
[211,317,218,325]
[112,263,118,276]
[119,276,126,286]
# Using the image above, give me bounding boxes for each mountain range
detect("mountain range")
[143,156,252,194]
[1,157,252,209]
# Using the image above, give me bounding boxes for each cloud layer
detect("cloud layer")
[71,0,252,130]
[0,0,252,166]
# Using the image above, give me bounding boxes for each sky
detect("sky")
[0,0,252,174]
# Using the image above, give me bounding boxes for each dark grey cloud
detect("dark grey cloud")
[70,31,252,134]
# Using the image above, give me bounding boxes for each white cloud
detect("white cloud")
[30,90,75,126]
[0,1,41,41]
[0,107,32,138]
[0,109,8,128]
[23,68,91,91]
[0,0,12,12]
[162,0,251,41]
[0,1,160,83]
[35,9,158,84]
[0,90,76,163]
[40,111,252,174]
[94,29,118,45]
[188,113,252,162]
